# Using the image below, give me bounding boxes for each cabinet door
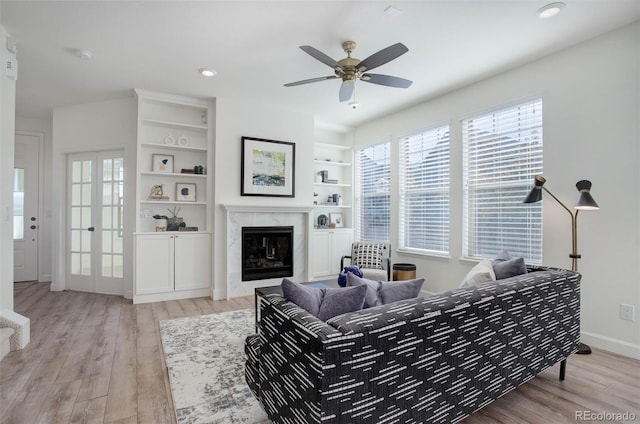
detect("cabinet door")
[311,231,332,277]
[330,230,353,275]
[135,234,174,294]
[174,233,211,291]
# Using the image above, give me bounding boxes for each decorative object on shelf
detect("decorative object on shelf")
[332,193,340,204]
[166,206,185,231]
[329,212,344,228]
[178,226,199,232]
[313,192,319,205]
[153,214,168,232]
[148,184,169,201]
[317,214,328,227]
[315,172,323,183]
[194,165,204,174]
[523,175,600,355]
[152,153,174,173]
[241,136,295,197]
[164,135,176,145]
[177,135,189,146]
[176,182,197,202]
[325,179,338,184]
[319,170,328,182]
[181,168,195,174]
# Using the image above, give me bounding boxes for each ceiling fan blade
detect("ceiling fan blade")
[284,75,338,87]
[300,45,342,69]
[339,82,354,102]
[362,73,413,88]
[356,43,409,72]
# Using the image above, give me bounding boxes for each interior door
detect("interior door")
[67,151,124,294]
[14,133,40,282]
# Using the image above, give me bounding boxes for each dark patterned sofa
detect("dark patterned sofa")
[245,266,581,423]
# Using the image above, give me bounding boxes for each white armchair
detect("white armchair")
[340,242,391,281]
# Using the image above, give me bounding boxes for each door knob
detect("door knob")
[30,217,36,221]
[88,227,95,232]
[30,225,36,230]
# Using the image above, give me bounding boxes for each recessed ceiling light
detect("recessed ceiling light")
[199,68,217,77]
[75,49,92,60]
[537,2,565,19]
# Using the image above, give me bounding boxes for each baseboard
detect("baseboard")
[49,283,63,292]
[38,274,52,283]
[580,331,640,360]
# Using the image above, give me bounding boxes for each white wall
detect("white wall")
[0,24,16,311]
[354,22,640,358]
[52,97,137,296]
[212,98,315,299]
[15,117,53,282]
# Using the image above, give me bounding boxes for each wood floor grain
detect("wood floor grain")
[1,281,638,423]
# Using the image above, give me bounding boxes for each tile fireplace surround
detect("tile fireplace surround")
[223,204,314,298]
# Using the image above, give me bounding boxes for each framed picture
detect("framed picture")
[152,154,174,173]
[176,182,197,202]
[329,213,344,228]
[241,136,295,197]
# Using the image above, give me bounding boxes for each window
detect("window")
[399,125,450,254]
[355,141,391,243]
[462,99,543,263]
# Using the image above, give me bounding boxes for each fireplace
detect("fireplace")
[242,226,294,281]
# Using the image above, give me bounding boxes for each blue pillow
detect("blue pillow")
[281,279,366,321]
[492,250,527,280]
[346,273,424,308]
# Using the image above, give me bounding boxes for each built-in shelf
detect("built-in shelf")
[141,142,207,152]
[314,182,351,188]
[141,118,208,131]
[314,205,352,209]
[140,200,207,206]
[140,171,207,178]
[313,160,352,167]
[315,142,351,151]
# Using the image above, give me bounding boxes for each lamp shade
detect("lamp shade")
[523,175,546,203]
[575,180,599,210]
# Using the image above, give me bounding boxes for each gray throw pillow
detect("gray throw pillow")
[347,273,424,307]
[281,279,366,321]
[492,250,527,280]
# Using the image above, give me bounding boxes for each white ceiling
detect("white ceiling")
[2,1,639,129]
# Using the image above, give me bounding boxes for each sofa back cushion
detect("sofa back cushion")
[347,273,424,308]
[281,278,367,321]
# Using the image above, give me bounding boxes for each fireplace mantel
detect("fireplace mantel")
[223,204,313,299]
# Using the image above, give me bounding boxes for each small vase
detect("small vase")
[167,217,184,231]
[154,219,167,232]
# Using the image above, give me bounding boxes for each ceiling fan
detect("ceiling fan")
[284,41,413,102]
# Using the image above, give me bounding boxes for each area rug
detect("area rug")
[159,309,270,424]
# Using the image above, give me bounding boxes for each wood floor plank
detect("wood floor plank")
[3,282,639,424]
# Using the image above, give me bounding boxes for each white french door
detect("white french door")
[67,151,124,295]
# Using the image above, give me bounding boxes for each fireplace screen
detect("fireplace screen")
[242,226,293,281]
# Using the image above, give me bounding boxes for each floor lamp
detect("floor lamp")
[523,175,599,355]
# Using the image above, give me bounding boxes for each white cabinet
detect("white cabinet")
[134,233,211,303]
[313,143,352,229]
[311,229,353,278]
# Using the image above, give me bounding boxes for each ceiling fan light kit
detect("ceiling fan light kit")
[285,40,413,103]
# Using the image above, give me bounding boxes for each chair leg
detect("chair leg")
[559,359,566,381]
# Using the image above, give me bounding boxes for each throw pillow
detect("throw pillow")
[281,279,366,321]
[492,250,527,280]
[459,259,496,287]
[353,243,383,269]
[347,273,424,308]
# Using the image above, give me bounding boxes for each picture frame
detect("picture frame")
[176,182,197,202]
[152,154,174,173]
[329,213,344,228]
[241,136,295,197]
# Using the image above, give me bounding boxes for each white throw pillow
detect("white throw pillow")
[459,259,496,287]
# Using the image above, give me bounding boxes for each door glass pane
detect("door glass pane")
[100,156,125,278]
[13,168,25,239]
[71,207,81,228]
[82,160,92,182]
[71,230,81,251]
[82,184,91,205]
[81,253,91,276]
[81,206,91,229]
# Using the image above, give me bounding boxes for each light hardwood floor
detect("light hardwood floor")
[1,281,638,423]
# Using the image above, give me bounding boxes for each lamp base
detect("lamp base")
[576,342,592,355]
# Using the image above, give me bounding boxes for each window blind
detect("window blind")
[462,99,543,263]
[355,141,391,243]
[399,125,450,254]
